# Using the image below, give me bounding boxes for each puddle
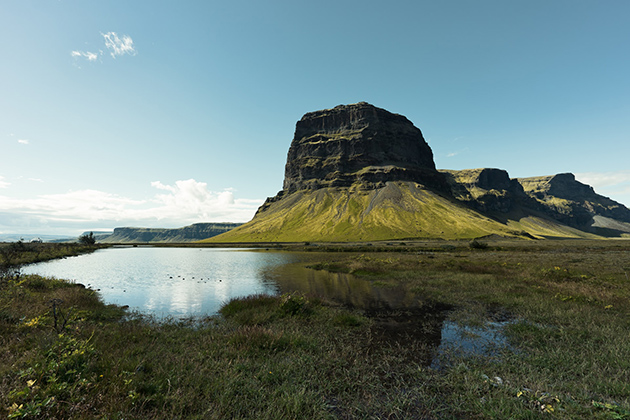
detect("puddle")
[430,320,515,370]
[271,261,515,367]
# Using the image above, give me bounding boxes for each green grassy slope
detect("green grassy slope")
[205,182,595,243]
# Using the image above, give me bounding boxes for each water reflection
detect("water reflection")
[24,247,296,318]
[430,320,515,370]
[272,262,513,367]
[271,263,424,310]
[24,248,514,366]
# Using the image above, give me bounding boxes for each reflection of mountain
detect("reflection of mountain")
[272,262,449,365]
[273,263,421,310]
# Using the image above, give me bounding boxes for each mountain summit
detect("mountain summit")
[207,103,630,242]
[282,102,446,193]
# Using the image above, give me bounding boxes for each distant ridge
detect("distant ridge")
[204,103,630,242]
[100,223,242,243]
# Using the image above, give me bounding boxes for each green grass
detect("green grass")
[2,280,427,419]
[2,239,630,418]
[0,242,103,271]
[303,240,630,418]
[205,181,600,243]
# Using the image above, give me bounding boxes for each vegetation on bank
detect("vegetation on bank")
[0,242,104,281]
[1,240,629,418]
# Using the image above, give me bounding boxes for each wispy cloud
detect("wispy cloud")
[17,139,29,145]
[576,170,630,190]
[0,176,9,189]
[71,32,136,64]
[576,170,630,206]
[446,147,469,158]
[102,32,136,58]
[0,179,262,235]
[71,50,99,62]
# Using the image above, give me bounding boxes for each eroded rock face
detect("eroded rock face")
[440,168,531,213]
[518,173,630,227]
[282,102,446,193]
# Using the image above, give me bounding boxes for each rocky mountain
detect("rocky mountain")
[518,173,630,235]
[283,102,448,193]
[206,103,630,242]
[100,223,242,243]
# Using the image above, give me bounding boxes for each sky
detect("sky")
[1,0,629,236]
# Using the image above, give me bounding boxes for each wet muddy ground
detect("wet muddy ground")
[272,262,516,367]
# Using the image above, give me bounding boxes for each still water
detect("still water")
[24,246,513,365]
[23,247,298,318]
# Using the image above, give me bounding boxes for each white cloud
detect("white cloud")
[0,179,263,234]
[102,32,136,58]
[576,170,630,207]
[18,139,29,145]
[147,179,256,222]
[445,147,469,158]
[0,176,9,188]
[576,171,630,189]
[71,50,99,62]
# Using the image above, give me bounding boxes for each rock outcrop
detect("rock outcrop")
[518,173,630,233]
[440,168,532,213]
[282,102,447,194]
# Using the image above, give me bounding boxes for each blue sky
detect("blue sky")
[1,0,629,236]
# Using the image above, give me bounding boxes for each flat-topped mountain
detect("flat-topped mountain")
[101,223,242,243]
[206,103,630,242]
[282,102,447,194]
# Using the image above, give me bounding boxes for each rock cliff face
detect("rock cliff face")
[282,102,447,194]
[518,173,630,232]
[441,169,630,234]
[440,168,532,213]
[100,223,242,243]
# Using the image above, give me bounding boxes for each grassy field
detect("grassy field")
[0,242,105,272]
[1,239,629,419]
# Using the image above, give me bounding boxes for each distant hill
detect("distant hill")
[204,103,630,242]
[0,234,75,243]
[100,223,242,243]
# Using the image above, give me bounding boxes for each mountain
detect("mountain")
[205,103,630,243]
[100,223,242,243]
[518,173,630,235]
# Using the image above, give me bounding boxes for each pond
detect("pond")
[23,247,298,318]
[24,246,514,366]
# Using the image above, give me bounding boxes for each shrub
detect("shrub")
[78,232,96,245]
[278,292,309,316]
[469,239,489,250]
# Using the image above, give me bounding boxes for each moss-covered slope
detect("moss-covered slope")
[204,182,593,243]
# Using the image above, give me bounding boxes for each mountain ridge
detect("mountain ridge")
[100,223,242,243]
[204,103,630,242]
